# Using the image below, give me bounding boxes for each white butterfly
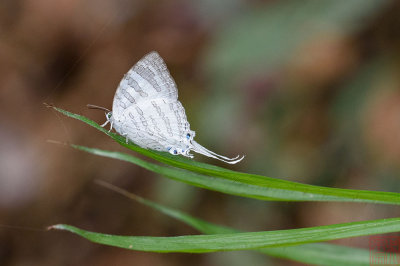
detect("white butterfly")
[90,51,244,164]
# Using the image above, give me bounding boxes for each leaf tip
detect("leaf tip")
[43,102,55,109]
[47,224,66,231]
[46,139,69,146]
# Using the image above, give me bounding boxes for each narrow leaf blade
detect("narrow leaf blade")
[51,217,400,253]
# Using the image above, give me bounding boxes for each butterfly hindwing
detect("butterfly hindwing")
[117,98,190,150]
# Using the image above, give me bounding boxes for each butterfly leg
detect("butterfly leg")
[100,120,109,127]
[100,112,113,132]
[121,132,128,143]
[109,121,113,132]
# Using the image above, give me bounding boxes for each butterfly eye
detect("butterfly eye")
[173,149,178,155]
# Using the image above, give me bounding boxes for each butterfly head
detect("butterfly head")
[106,112,112,120]
[104,111,114,127]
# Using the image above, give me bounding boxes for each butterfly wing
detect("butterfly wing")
[112,52,178,122]
[109,51,243,163]
[119,98,193,150]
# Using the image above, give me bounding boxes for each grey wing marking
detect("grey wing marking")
[112,51,178,119]
[133,51,178,100]
[167,100,190,138]
[121,106,173,150]
[146,99,191,141]
[119,98,191,150]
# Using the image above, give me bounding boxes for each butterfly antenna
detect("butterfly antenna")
[87,104,110,113]
[191,141,244,164]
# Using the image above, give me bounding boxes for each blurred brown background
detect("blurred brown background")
[1,0,400,265]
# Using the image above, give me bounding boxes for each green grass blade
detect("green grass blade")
[72,144,319,202]
[50,106,400,205]
[266,243,372,266]
[74,144,400,204]
[51,217,400,253]
[95,180,376,265]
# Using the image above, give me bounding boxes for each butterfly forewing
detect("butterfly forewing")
[112,52,178,122]
[136,52,178,100]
